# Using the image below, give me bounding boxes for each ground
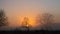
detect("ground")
[0,30,60,34]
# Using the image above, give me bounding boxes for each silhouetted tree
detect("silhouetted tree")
[36,13,54,30]
[0,9,8,27]
[22,17,30,31]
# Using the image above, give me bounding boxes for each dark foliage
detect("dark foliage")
[0,9,8,27]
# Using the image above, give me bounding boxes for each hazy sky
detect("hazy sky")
[0,0,60,27]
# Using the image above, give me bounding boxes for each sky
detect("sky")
[0,0,60,28]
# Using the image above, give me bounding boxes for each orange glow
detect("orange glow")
[29,18,36,27]
[18,16,37,27]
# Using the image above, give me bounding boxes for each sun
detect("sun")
[20,16,36,27]
[28,17,37,27]
[17,16,37,28]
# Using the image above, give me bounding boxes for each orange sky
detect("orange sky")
[0,0,60,28]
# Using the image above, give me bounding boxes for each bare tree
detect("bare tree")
[22,17,29,28]
[0,9,8,27]
[36,13,54,30]
[22,17,32,30]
